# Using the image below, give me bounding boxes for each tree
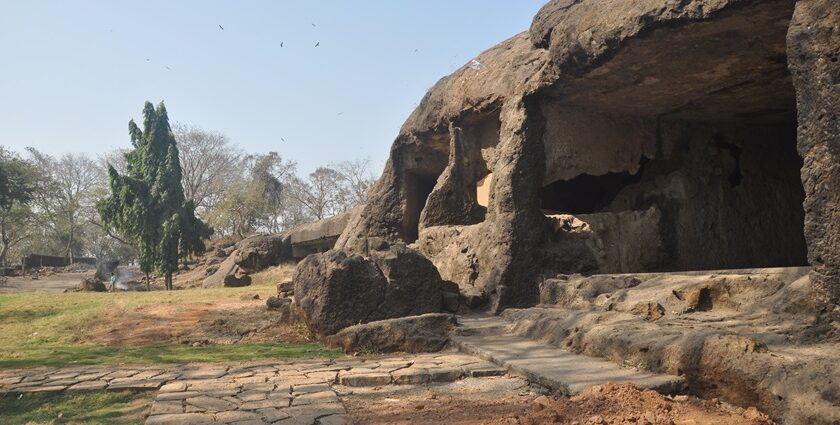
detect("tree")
[331,158,375,208]
[26,148,103,263]
[205,152,296,236]
[98,101,212,290]
[172,123,241,212]
[0,147,44,267]
[288,167,346,221]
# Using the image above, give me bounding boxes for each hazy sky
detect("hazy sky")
[0,1,546,175]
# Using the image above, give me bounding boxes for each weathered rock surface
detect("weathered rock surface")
[265,296,297,323]
[78,277,106,292]
[505,268,840,424]
[222,273,251,288]
[366,243,444,321]
[202,251,247,288]
[232,234,291,274]
[329,0,840,315]
[293,250,388,338]
[787,0,840,305]
[325,313,456,354]
[203,234,290,288]
[293,244,444,338]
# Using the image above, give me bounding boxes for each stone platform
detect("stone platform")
[0,352,506,425]
[451,316,685,396]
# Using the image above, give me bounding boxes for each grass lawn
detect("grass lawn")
[0,266,341,369]
[0,390,151,425]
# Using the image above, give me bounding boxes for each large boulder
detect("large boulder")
[203,255,245,288]
[293,250,388,337]
[367,243,444,321]
[203,234,292,288]
[233,234,291,273]
[293,244,445,338]
[222,273,251,287]
[79,277,106,292]
[325,313,456,354]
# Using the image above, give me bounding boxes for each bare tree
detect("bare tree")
[172,123,242,211]
[288,167,346,221]
[26,148,103,262]
[331,158,376,208]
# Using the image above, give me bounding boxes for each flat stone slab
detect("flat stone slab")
[338,373,392,387]
[452,317,686,396]
[0,352,512,425]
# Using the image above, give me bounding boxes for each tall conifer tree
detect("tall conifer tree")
[98,101,212,290]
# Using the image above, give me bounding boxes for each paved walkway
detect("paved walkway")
[451,316,686,396]
[0,352,506,425]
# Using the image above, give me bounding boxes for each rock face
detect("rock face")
[366,243,444,320]
[329,0,839,312]
[787,1,840,304]
[203,234,290,288]
[509,267,840,424]
[293,245,444,338]
[293,250,387,337]
[232,234,290,274]
[324,313,456,354]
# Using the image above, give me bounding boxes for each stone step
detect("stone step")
[452,315,511,336]
[451,316,686,396]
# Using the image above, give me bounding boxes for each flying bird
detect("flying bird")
[146,58,150,62]
[315,42,320,47]
[219,24,224,30]
[281,42,284,47]
[165,66,171,71]
[311,23,316,27]
[280,137,286,142]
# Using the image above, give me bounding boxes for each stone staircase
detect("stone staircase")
[450,315,686,396]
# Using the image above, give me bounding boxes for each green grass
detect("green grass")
[0,266,341,369]
[0,390,151,425]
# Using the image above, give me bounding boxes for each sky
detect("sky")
[0,1,546,175]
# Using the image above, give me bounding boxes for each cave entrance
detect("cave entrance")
[539,161,647,215]
[539,0,808,272]
[404,172,439,243]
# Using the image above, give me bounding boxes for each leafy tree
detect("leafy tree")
[98,102,212,290]
[206,152,296,236]
[0,147,45,267]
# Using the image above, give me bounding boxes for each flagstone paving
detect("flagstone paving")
[0,351,507,425]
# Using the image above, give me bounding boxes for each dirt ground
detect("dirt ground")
[0,272,88,293]
[343,378,774,425]
[81,297,308,346]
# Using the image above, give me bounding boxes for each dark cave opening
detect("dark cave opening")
[539,159,648,214]
[403,172,439,243]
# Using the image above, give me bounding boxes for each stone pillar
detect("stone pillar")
[474,95,549,311]
[419,124,485,230]
[787,0,840,304]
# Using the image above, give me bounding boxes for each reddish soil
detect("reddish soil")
[526,384,774,425]
[346,380,774,425]
[81,298,308,346]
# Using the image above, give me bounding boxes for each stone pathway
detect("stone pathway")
[0,352,507,425]
[451,315,686,396]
